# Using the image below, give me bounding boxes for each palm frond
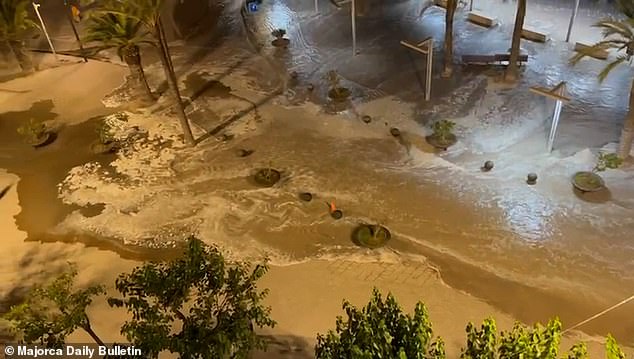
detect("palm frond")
[594,19,634,40]
[598,55,628,82]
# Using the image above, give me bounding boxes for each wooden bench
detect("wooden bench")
[467,11,497,27]
[462,54,496,65]
[462,53,528,66]
[521,27,549,43]
[574,42,609,60]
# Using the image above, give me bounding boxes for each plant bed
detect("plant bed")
[425,133,457,150]
[352,224,391,249]
[426,120,457,150]
[18,119,53,148]
[299,192,313,202]
[328,87,351,102]
[237,149,254,158]
[26,131,53,147]
[90,140,117,155]
[254,168,281,187]
[571,171,605,192]
[271,38,290,47]
[271,29,290,48]
[330,209,343,219]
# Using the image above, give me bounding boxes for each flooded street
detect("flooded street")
[2,0,634,347]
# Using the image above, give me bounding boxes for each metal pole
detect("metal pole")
[315,0,318,13]
[548,99,563,152]
[351,0,357,55]
[32,2,57,59]
[425,40,432,101]
[565,0,579,42]
[469,0,473,11]
[64,0,87,62]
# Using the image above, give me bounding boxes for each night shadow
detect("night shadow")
[27,99,58,123]
[183,71,233,104]
[253,335,314,359]
[572,186,612,203]
[195,89,280,144]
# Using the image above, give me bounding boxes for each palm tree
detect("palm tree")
[0,0,38,72]
[442,0,458,78]
[84,11,155,103]
[102,0,195,146]
[570,9,634,159]
[504,0,526,82]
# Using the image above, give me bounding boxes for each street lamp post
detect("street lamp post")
[565,0,580,42]
[64,0,87,62]
[32,2,57,59]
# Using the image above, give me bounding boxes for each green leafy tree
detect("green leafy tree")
[101,0,195,145]
[566,342,589,359]
[569,0,634,159]
[606,334,626,359]
[3,264,106,347]
[0,0,38,71]
[107,237,276,359]
[497,318,561,359]
[84,6,155,102]
[315,288,446,359]
[461,318,497,359]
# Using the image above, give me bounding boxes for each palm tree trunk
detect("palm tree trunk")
[121,45,154,103]
[504,0,526,82]
[618,79,634,159]
[7,40,34,72]
[155,17,195,146]
[442,0,457,78]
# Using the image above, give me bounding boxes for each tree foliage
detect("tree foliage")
[107,237,276,359]
[0,0,38,40]
[3,264,105,347]
[315,288,446,359]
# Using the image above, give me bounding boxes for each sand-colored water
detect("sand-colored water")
[1,0,634,353]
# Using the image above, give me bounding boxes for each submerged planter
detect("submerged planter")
[272,38,290,48]
[526,173,538,185]
[254,168,281,187]
[481,160,494,172]
[237,149,254,158]
[90,141,117,155]
[362,115,372,124]
[572,171,605,192]
[299,192,313,202]
[425,133,457,150]
[390,128,401,137]
[26,132,53,147]
[330,209,343,219]
[352,224,391,249]
[328,87,351,102]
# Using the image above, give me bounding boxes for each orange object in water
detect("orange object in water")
[71,5,81,20]
[329,201,336,212]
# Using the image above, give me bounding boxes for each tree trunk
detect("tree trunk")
[618,79,634,159]
[442,0,457,78]
[81,320,106,347]
[155,18,195,146]
[7,40,34,72]
[121,45,154,103]
[504,0,526,82]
